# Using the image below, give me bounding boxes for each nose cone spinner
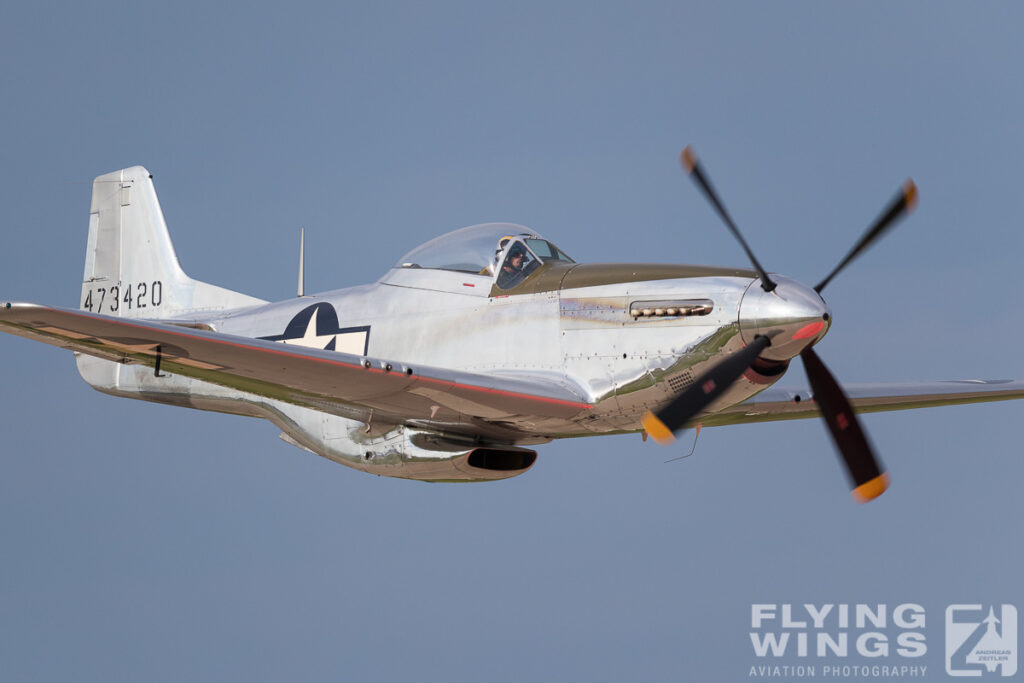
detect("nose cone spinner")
[739,276,831,361]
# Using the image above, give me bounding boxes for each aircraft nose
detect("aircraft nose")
[739,276,831,361]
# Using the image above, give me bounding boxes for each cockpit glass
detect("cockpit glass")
[395,223,573,275]
[524,239,574,264]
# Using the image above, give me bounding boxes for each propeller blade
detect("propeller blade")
[643,335,771,443]
[800,347,889,502]
[681,146,777,292]
[814,179,918,293]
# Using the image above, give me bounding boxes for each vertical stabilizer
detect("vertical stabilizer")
[81,166,265,318]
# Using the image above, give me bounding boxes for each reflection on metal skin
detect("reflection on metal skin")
[738,275,831,361]
[272,405,538,482]
[558,275,789,433]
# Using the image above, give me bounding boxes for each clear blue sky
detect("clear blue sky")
[1,2,1021,681]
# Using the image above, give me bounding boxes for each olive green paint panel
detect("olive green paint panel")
[488,261,757,297]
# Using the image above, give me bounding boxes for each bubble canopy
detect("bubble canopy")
[395,223,574,274]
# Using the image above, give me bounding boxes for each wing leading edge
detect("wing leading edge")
[703,380,1024,427]
[0,303,591,437]
[4,302,1019,436]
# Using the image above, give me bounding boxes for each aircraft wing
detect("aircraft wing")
[0,303,591,437]
[703,379,1024,427]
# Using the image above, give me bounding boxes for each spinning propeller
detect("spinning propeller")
[642,147,917,503]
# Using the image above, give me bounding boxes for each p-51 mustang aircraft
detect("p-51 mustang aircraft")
[2,150,1022,502]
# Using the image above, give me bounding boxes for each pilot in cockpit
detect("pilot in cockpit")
[496,242,536,289]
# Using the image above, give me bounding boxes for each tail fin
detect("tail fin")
[81,166,265,318]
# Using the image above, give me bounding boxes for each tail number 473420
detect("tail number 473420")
[83,281,163,313]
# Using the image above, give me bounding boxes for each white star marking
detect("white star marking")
[279,308,337,350]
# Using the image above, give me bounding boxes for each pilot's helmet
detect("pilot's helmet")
[495,236,516,264]
[507,243,526,260]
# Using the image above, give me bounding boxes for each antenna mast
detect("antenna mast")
[298,228,305,297]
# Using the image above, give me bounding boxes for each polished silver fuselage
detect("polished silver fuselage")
[211,267,772,437]
[73,252,831,479]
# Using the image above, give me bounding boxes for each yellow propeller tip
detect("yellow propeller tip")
[903,180,918,213]
[641,412,676,445]
[851,472,891,503]
[680,146,698,174]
